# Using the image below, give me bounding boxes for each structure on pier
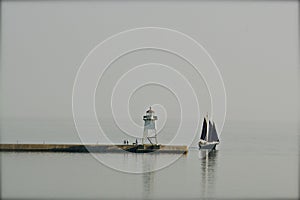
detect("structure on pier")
[0,107,189,154]
[142,107,158,145]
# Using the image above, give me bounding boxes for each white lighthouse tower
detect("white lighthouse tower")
[142,107,158,145]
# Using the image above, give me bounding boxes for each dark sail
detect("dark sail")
[208,121,219,142]
[207,121,213,142]
[200,118,207,140]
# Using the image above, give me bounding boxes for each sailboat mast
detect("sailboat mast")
[206,114,209,142]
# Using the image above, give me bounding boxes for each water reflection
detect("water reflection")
[199,150,218,198]
[142,154,157,199]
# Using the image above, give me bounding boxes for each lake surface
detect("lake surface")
[0,121,298,199]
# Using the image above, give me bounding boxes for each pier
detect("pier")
[0,144,188,154]
[0,108,188,154]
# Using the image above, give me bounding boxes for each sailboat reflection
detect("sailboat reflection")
[199,150,218,198]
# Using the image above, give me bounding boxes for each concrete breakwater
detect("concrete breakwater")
[0,144,188,154]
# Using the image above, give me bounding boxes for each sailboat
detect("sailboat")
[198,115,220,150]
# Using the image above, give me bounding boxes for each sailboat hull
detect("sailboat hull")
[198,142,219,150]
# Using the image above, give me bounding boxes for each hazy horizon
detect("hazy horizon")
[0,1,299,139]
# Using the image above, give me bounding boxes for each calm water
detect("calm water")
[0,121,298,199]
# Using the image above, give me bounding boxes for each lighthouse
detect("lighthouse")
[142,107,158,145]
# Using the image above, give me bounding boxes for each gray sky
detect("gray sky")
[0,1,298,128]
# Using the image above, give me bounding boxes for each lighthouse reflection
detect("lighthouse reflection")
[199,150,218,198]
[141,153,156,199]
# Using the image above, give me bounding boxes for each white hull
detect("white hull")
[198,141,219,150]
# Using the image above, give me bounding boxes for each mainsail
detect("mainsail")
[200,118,207,140]
[208,122,219,142]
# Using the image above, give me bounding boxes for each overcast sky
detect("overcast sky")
[0,1,298,128]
